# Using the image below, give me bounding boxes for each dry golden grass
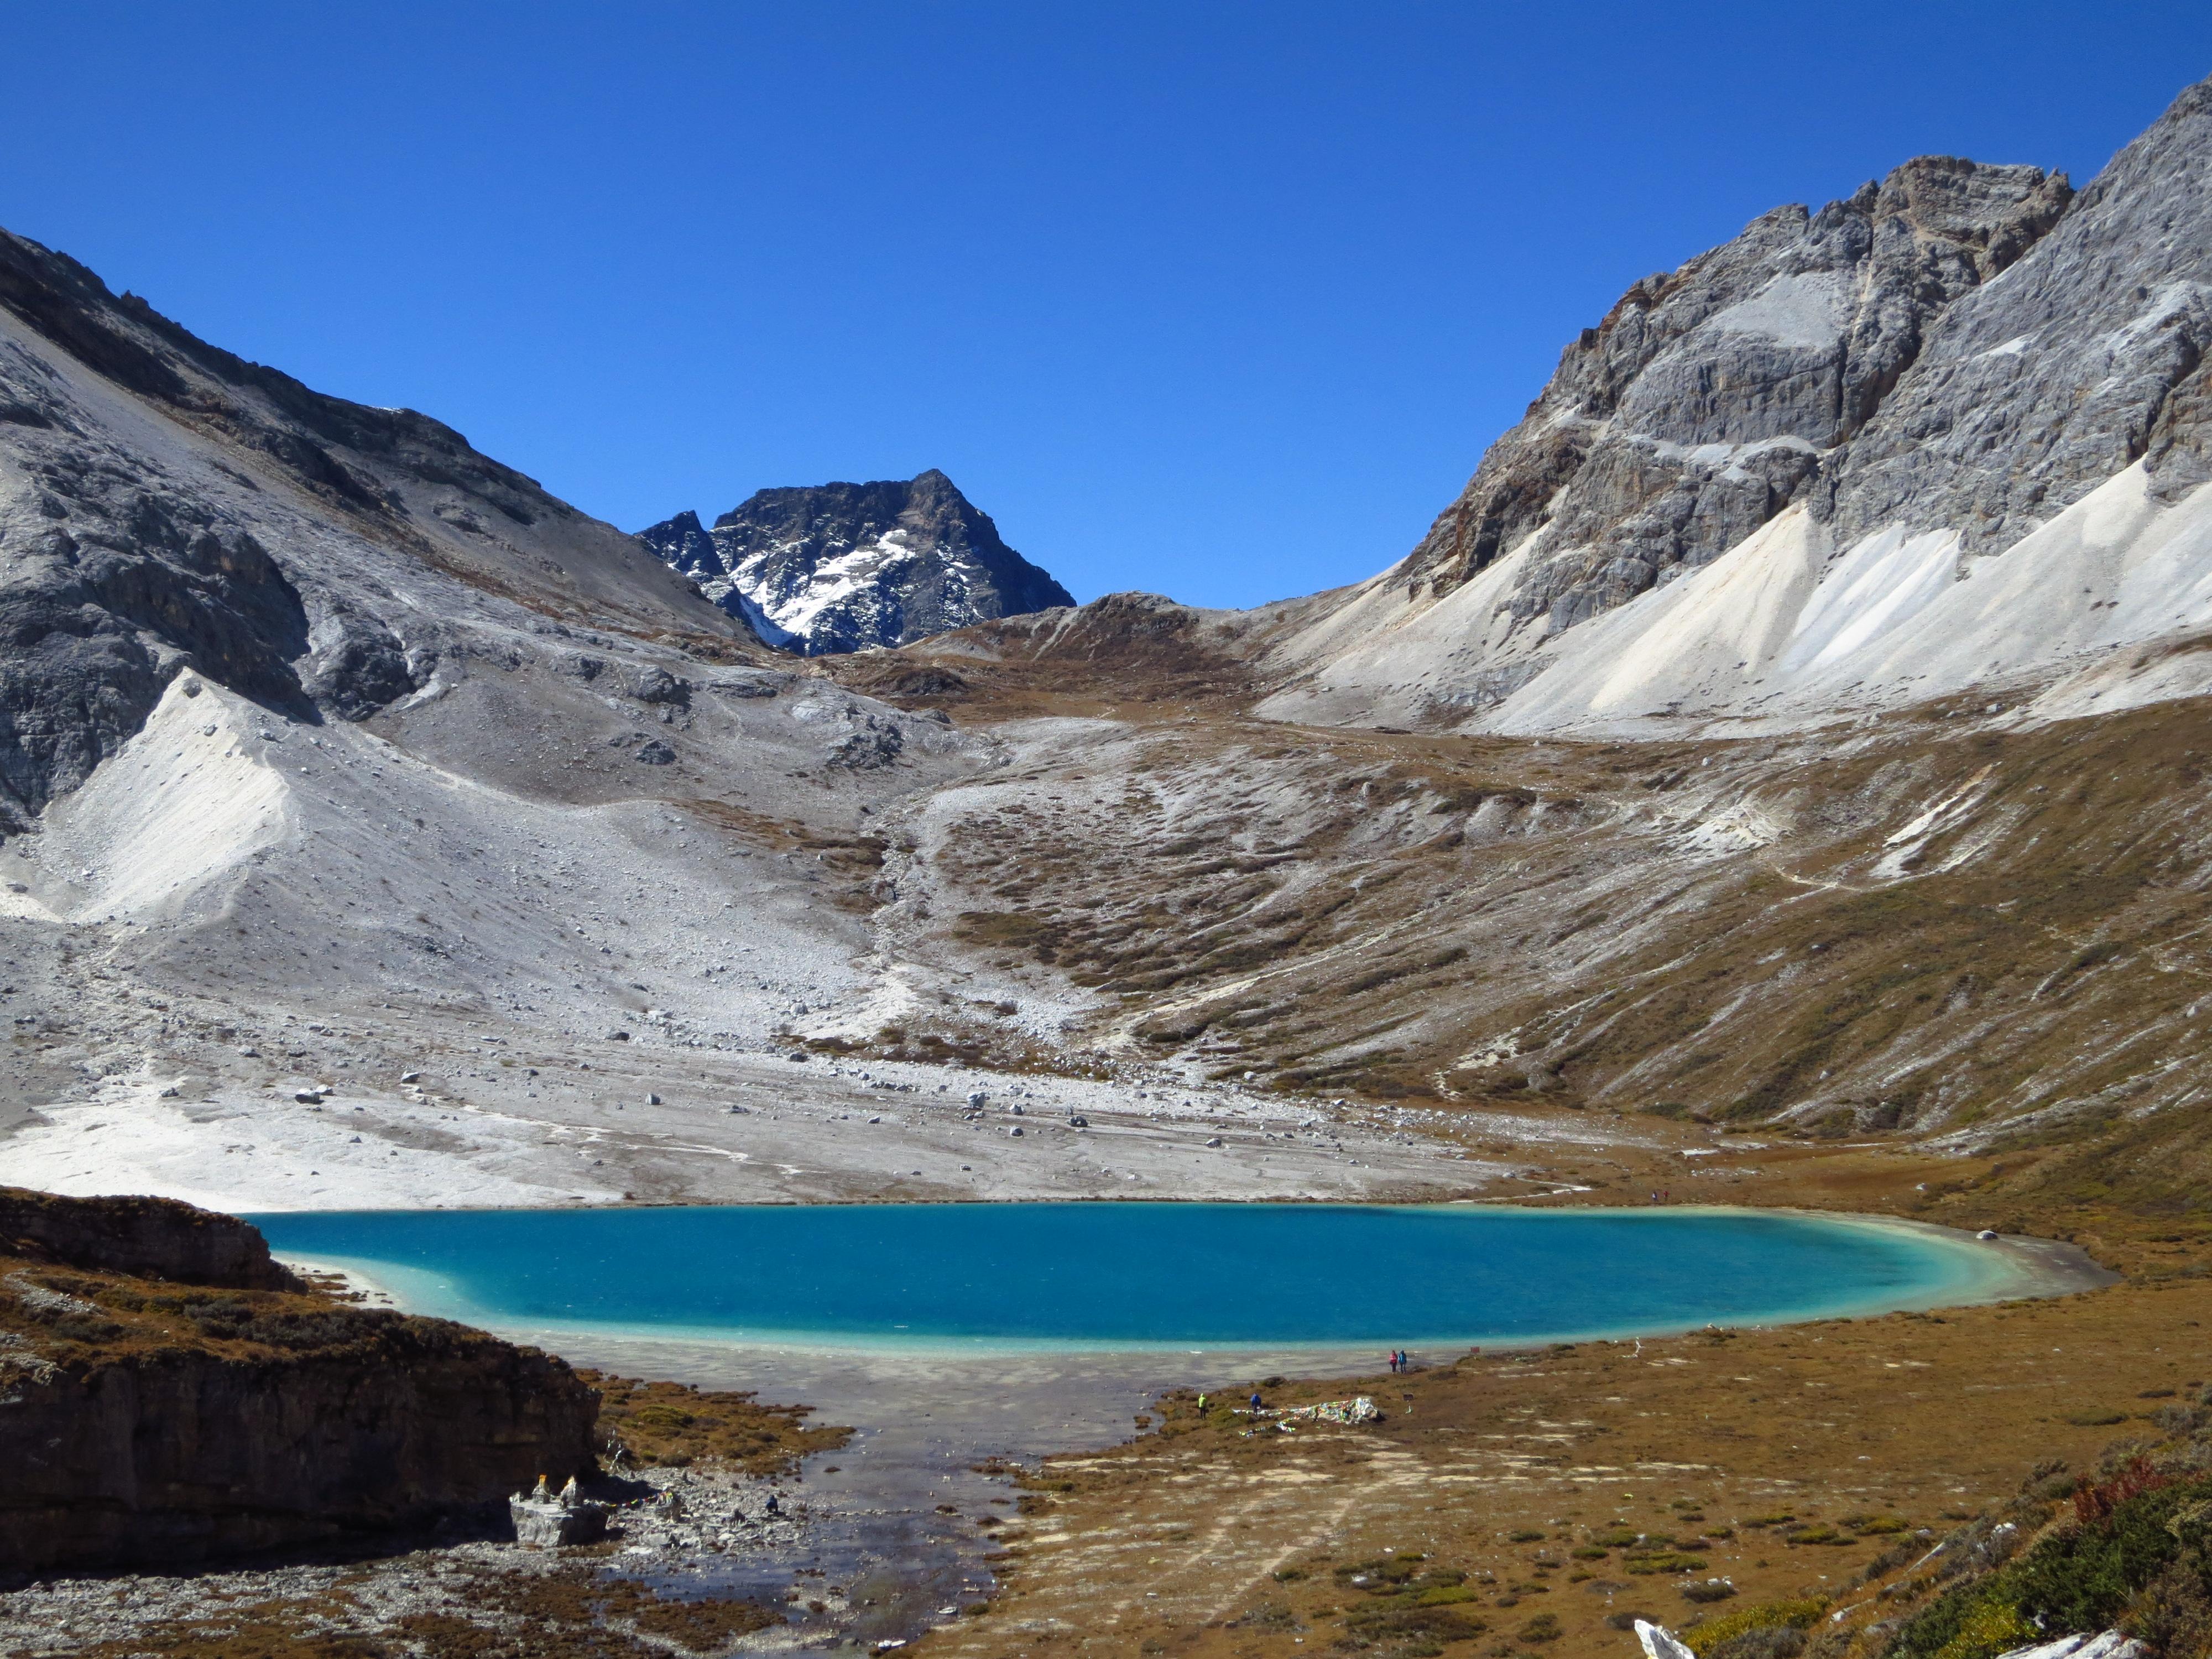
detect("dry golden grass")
[576,1369,849,1473]
[924,1255,2212,1659]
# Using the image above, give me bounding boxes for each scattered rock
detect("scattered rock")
[510,1475,608,1548]
[622,665,691,706]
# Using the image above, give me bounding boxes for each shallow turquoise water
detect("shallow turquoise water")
[248,1202,2008,1353]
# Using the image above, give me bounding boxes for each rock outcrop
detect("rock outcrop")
[509,1475,608,1547]
[1824,74,2212,546]
[639,469,1073,654]
[0,1187,599,1574]
[0,1186,301,1290]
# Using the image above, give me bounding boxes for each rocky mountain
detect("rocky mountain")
[1255,72,2212,735]
[0,227,774,832]
[1,70,2209,1659]
[639,470,1073,654]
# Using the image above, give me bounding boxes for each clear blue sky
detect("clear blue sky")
[5,3,2209,608]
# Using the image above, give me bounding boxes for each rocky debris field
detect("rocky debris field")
[0,1463,825,1657]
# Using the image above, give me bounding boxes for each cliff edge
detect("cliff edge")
[0,1186,599,1575]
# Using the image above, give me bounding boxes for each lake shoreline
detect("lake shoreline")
[260,1200,2117,1363]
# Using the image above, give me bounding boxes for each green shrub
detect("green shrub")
[1342,1604,1487,1646]
[1892,1472,2212,1659]
[1782,1524,1848,1546]
[1679,1598,1829,1656]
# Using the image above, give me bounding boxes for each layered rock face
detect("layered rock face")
[0,1187,599,1573]
[1404,156,2074,630]
[1824,74,2212,545]
[0,1186,301,1290]
[1256,71,2212,734]
[640,470,1073,653]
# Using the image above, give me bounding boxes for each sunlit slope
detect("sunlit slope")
[882,693,2212,1213]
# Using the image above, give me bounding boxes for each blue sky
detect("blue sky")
[5,3,2210,608]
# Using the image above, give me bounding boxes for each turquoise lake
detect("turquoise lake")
[248,1203,2019,1353]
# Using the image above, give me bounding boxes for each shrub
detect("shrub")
[1682,1579,1738,1604]
[1341,1604,1488,1646]
[1708,1631,1806,1659]
[1783,1524,1847,1546]
[1891,1472,2212,1659]
[2073,1455,2173,1525]
[1679,1598,1829,1656]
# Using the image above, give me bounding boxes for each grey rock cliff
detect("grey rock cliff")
[1404,156,2073,633]
[639,469,1073,654]
[1827,74,2212,545]
[1390,72,2212,664]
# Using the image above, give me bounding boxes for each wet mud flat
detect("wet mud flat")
[540,1331,1415,1650]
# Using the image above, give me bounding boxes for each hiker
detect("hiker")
[1197,1392,1208,1413]
[1249,1391,1263,1413]
[1385,1350,1397,1374]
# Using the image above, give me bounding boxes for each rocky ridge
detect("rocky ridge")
[640,469,1073,654]
[1406,156,2073,629]
[0,227,766,831]
[1251,71,2212,733]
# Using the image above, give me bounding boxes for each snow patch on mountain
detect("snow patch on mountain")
[639,471,1072,654]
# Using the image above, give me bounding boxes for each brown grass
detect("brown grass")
[917,1255,2212,1659]
[577,1369,849,1473]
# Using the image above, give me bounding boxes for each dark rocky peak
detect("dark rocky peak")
[639,469,1073,654]
[638,507,717,567]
